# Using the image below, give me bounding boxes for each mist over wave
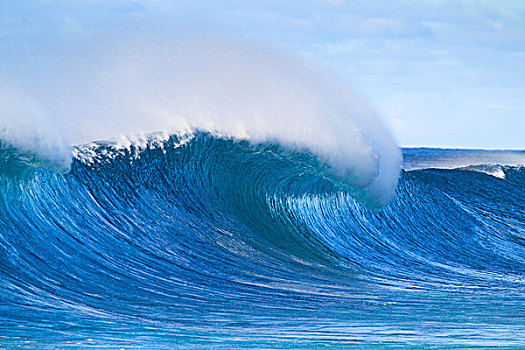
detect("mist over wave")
[0,85,71,173]
[1,30,400,207]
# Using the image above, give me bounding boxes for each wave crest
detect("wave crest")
[2,33,400,207]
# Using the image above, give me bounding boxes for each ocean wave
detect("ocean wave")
[0,134,523,346]
[1,28,524,348]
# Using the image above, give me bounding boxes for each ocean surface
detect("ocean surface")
[0,134,523,348]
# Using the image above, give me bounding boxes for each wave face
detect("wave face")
[0,135,523,348]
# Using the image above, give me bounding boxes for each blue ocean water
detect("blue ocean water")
[0,133,523,348]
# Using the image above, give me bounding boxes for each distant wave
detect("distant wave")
[403,148,525,170]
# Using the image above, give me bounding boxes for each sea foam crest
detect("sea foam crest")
[73,132,193,166]
[2,32,400,207]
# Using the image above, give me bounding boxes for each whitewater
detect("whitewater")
[1,31,524,348]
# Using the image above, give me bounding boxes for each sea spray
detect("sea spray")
[1,31,400,207]
[0,84,71,173]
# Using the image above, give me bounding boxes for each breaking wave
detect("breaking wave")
[0,135,523,347]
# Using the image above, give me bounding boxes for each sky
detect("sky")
[1,0,524,149]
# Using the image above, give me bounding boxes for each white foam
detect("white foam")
[462,165,507,179]
[1,30,400,207]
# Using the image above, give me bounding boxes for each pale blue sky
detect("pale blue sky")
[2,0,524,149]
